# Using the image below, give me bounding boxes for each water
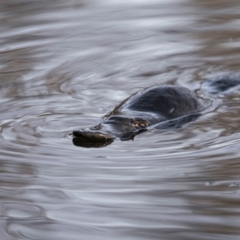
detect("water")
[1,0,240,239]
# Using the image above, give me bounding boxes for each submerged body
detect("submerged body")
[72,85,213,145]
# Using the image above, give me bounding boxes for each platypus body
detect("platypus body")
[72,76,240,147]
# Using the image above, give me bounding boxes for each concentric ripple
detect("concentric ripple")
[1,0,240,240]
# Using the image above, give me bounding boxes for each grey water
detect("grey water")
[1,0,240,239]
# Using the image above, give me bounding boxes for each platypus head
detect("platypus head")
[72,116,149,144]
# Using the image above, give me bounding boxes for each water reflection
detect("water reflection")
[72,136,113,148]
[1,0,240,239]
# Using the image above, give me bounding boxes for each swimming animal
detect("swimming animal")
[72,75,240,148]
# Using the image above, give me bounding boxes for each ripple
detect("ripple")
[1,0,240,240]
[2,202,42,219]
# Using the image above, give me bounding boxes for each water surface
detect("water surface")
[1,0,240,239]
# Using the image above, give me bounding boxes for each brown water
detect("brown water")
[1,0,240,239]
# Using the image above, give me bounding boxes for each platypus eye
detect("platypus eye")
[92,124,101,130]
[130,118,149,128]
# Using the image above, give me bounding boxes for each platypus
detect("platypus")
[72,75,240,147]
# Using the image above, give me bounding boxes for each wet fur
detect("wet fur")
[73,75,240,147]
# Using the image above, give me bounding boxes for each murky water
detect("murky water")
[1,0,240,239]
